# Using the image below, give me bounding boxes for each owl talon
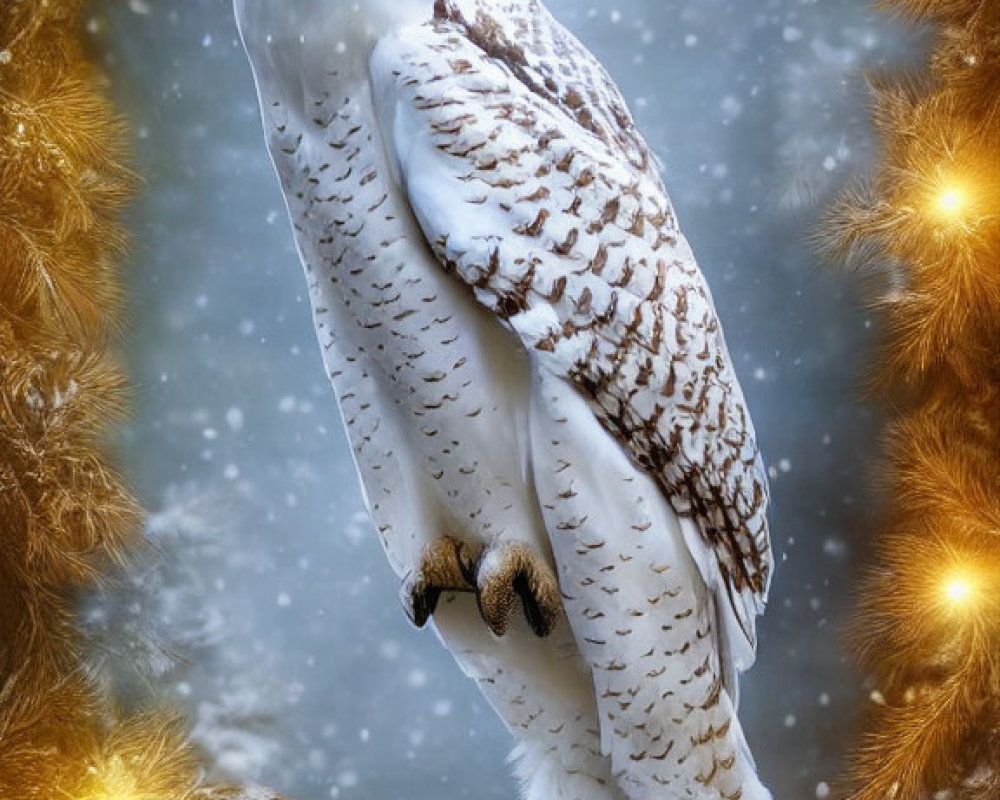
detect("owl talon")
[477,541,561,638]
[401,536,482,628]
[402,538,560,637]
[403,580,442,629]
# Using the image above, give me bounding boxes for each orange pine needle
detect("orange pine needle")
[0,5,293,800]
[827,0,1000,798]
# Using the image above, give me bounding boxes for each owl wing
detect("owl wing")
[431,0,659,180]
[370,5,772,665]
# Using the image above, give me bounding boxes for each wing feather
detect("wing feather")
[371,6,772,661]
[435,0,658,178]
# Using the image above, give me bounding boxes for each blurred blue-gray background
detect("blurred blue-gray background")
[83,2,925,798]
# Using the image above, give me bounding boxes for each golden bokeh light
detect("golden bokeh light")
[935,185,967,219]
[943,575,974,605]
[79,762,139,800]
[937,565,992,617]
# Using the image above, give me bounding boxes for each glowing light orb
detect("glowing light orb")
[91,789,136,800]
[84,767,138,800]
[940,569,983,615]
[944,577,973,604]
[934,185,968,220]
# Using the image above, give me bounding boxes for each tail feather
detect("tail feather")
[508,741,629,800]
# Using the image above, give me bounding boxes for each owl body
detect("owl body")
[236,2,772,798]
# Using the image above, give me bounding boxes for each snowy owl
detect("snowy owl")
[235,1,773,798]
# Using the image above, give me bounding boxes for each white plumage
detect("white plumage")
[235,2,773,798]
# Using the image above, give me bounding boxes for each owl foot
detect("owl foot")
[476,541,561,638]
[402,537,482,628]
[402,538,561,638]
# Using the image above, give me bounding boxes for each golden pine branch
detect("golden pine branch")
[827,0,1000,797]
[0,3,293,799]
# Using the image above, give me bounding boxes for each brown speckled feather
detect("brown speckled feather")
[375,0,772,637]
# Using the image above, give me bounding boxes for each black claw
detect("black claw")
[454,540,479,586]
[513,571,556,638]
[408,583,441,629]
